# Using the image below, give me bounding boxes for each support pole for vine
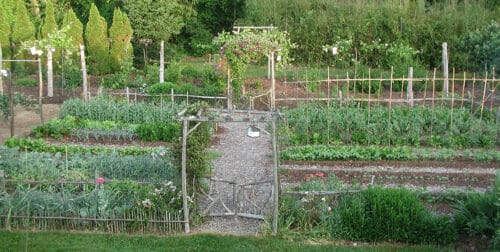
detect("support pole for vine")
[80,45,88,101]
[227,68,232,111]
[160,41,165,83]
[271,51,276,110]
[181,119,190,233]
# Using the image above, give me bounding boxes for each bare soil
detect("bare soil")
[0,104,60,144]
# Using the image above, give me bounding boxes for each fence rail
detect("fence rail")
[0,170,185,234]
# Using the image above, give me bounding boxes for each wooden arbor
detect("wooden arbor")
[178,108,281,234]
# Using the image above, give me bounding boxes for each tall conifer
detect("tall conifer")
[85,4,109,74]
[109,8,133,72]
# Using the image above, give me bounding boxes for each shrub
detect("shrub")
[328,187,457,245]
[453,173,500,249]
[135,122,180,142]
[15,77,37,87]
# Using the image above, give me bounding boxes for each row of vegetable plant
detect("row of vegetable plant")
[280,145,500,162]
[0,146,175,182]
[280,102,498,148]
[278,173,499,249]
[4,137,156,156]
[60,97,179,125]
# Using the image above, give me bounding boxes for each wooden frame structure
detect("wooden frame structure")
[178,108,281,234]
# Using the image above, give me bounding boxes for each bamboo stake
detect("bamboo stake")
[461,72,466,109]
[490,68,496,112]
[423,71,428,107]
[389,67,394,140]
[327,66,331,144]
[480,70,488,120]
[431,68,437,136]
[368,68,371,123]
[450,68,455,129]
[471,73,476,113]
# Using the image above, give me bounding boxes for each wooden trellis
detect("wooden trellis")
[178,108,281,234]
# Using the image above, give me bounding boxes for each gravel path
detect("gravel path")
[195,121,273,234]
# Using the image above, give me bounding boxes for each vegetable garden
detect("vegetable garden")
[0,97,214,234]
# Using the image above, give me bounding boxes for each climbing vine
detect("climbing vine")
[214,29,294,97]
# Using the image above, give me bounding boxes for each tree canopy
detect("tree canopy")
[122,0,185,43]
[109,8,133,71]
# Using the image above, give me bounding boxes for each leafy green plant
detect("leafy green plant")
[14,77,37,87]
[327,187,457,245]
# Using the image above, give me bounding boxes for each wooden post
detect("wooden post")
[171,88,174,103]
[271,118,279,235]
[442,42,449,97]
[181,119,190,233]
[267,55,271,79]
[80,45,88,101]
[37,57,44,124]
[0,170,4,191]
[271,51,276,110]
[0,44,3,95]
[47,46,54,97]
[8,71,13,137]
[407,67,414,107]
[227,68,232,111]
[368,68,371,122]
[160,41,165,83]
[126,87,130,103]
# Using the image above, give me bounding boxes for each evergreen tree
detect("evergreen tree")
[0,6,11,51]
[11,0,35,47]
[62,8,84,55]
[40,0,57,39]
[0,5,11,69]
[109,8,133,72]
[85,4,110,74]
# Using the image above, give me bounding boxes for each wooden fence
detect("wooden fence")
[0,170,185,234]
[278,67,498,113]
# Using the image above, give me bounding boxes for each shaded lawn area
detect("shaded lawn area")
[0,230,449,252]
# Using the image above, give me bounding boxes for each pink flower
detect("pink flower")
[97,177,105,184]
[315,172,325,178]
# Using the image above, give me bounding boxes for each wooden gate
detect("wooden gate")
[199,177,274,220]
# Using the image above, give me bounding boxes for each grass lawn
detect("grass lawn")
[0,230,449,252]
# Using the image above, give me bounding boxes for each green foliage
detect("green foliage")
[453,176,500,249]
[32,116,78,139]
[122,0,185,42]
[281,145,415,162]
[135,122,180,142]
[60,98,179,124]
[458,21,499,73]
[4,137,154,156]
[14,77,37,87]
[109,8,133,72]
[0,145,176,182]
[241,0,498,70]
[85,4,110,74]
[328,187,457,244]
[11,0,35,46]
[214,29,294,97]
[0,5,11,61]
[62,9,84,51]
[40,0,57,40]
[281,103,499,148]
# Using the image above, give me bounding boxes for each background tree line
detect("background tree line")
[0,0,498,77]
